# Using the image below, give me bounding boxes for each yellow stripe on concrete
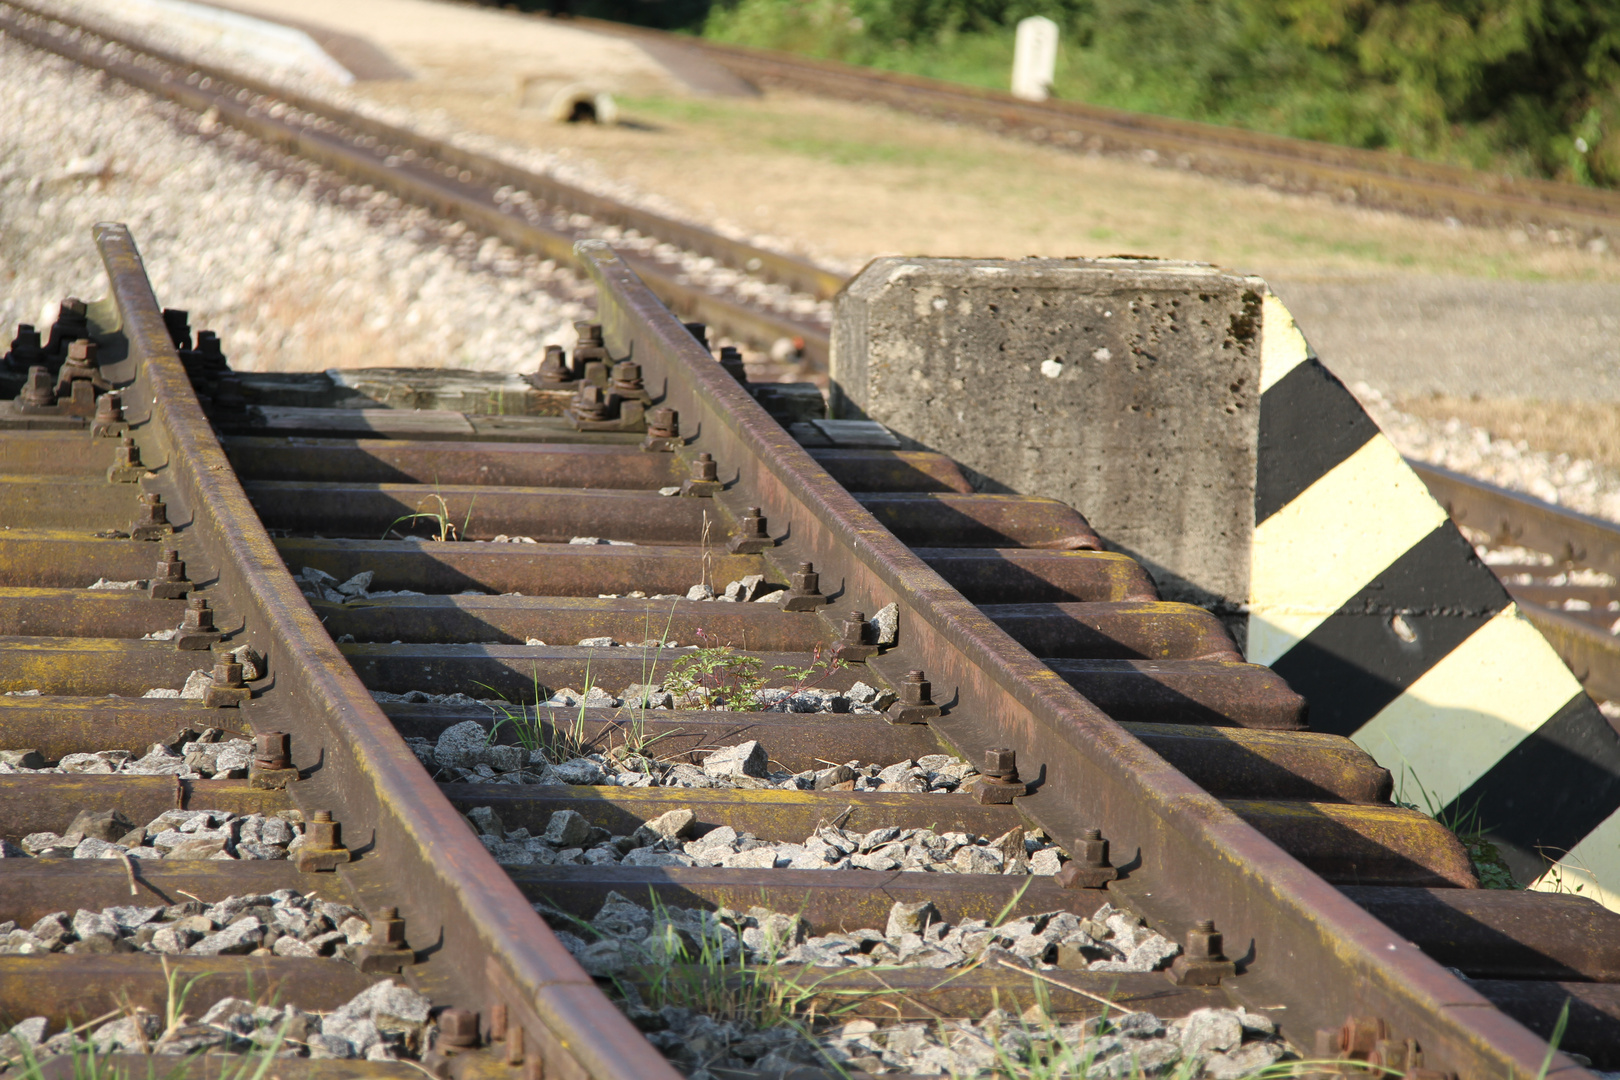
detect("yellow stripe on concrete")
[1248,436,1447,666]
[1532,814,1620,913]
[1352,604,1585,807]
[1259,292,1313,394]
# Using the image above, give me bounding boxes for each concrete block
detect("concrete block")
[831,256,1265,610]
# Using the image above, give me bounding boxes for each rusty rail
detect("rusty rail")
[5,221,1619,1076]
[566,13,1620,236]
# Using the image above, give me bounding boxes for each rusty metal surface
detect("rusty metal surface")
[278,537,762,597]
[0,476,144,529]
[1343,886,1620,982]
[984,601,1242,661]
[315,594,820,651]
[806,449,975,493]
[0,431,117,474]
[0,695,223,760]
[1121,723,1393,803]
[1043,658,1310,729]
[577,240,1586,1077]
[913,548,1160,603]
[0,636,220,696]
[245,480,711,542]
[342,643,854,698]
[92,224,681,1079]
[223,437,680,489]
[857,491,1103,550]
[1224,800,1478,887]
[0,531,176,587]
[0,587,187,638]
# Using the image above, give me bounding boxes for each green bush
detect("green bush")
[699,0,1620,184]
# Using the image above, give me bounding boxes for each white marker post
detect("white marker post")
[1011,16,1058,101]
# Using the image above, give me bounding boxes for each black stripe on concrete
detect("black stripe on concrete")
[1255,358,1381,525]
[1448,693,1620,888]
[1270,525,1510,737]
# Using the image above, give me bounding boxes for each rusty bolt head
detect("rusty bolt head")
[372,907,407,946]
[195,331,222,358]
[1076,829,1109,867]
[182,599,214,631]
[307,811,339,849]
[115,438,141,467]
[1340,1017,1388,1059]
[983,747,1017,778]
[157,549,184,579]
[60,297,87,318]
[20,366,54,406]
[740,507,767,537]
[66,339,95,364]
[575,321,603,346]
[693,452,717,481]
[790,562,819,595]
[611,361,643,390]
[574,383,608,420]
[648,407,678,437]
[683,322,708,350]
[439,1008,480,1048]
[1186,920,1224,961]
[212,659,244,688]
[842,612,866,643]
[897,670,931,706]
[94,391,123,422]
[139,493,168,525]
[254,730,290,769]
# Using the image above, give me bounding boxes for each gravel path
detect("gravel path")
[0,29,589,373]
[1355,382,1620,524]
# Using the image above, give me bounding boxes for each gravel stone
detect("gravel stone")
[701,740,768,779]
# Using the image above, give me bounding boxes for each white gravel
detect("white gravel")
[0,27,590,373]
[1355,382,1620,524]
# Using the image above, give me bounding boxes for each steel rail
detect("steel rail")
[577,239,1590,1079]
[1412,460,1620,705]
[0,0,836,364]
[93,223,684,1080]
[565,13,1620,235]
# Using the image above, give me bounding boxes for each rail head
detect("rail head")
[93,222,682,1080]
[574,238,1590,1078]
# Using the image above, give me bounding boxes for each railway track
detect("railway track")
[566,13,1620,242]
[2,222,1620,1077]
[1413,463,1620,715]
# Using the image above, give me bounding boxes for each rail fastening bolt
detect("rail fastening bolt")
[438,1008,480,1048]
[648,407,678,438]
[694,452,717,482]
[156,549,184,580]
[115,438,141,467]
[20,366,54,407]
[683,321,708,351]
[983,747,1018,780]
[140,493,168,524]
[254,730,290,770]
[842,611,866,644]
[611,361,643,393]
[900,670,930,706]
[183,598,214,632]
[162,308,192,350]
[212,658,244,688]
[93,391,123,424]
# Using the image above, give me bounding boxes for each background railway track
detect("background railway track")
[4,222,1620,1077]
